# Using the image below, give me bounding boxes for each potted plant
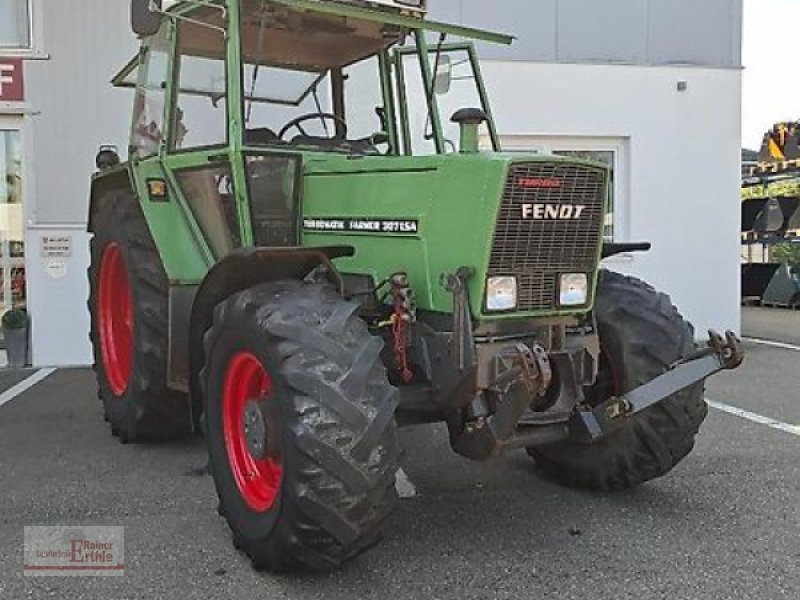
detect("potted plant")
[3,307,29,368]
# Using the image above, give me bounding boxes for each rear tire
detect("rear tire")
[88,191,190,442]
[203,281,400,572]
[527,270,707,490]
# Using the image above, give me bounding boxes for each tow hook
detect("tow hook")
[449,340,553,460]
[707,329,745,370]
[486,342,552,446]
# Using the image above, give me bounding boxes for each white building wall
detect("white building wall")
[480,61,742,334]
[24,0,135,366]
[11,1,741,366]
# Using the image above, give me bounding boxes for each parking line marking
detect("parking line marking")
[0,368,57,410]
[743,337,800,352]
[706,398,800,437]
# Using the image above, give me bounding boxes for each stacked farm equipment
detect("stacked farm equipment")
[741,122,800,307]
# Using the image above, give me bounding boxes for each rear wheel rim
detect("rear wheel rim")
[98,243,133,396]
[223,352,282,512]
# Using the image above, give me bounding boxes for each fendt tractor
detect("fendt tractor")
[88,0,743,572]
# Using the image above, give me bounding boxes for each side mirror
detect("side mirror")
[433,55,452,95]
[131,0,163,37]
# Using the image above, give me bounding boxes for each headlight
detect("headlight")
[486,276,517,311]
[559,273,589,306]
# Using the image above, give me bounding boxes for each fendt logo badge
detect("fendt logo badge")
[517,177,562,189]
[521,204,587,220]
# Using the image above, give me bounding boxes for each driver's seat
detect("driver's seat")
[244,128,286,146]
[288,134,344,150]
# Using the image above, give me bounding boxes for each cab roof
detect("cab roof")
[115,0,512,87]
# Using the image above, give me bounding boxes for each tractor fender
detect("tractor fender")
[187,246,355,428]
[87,163,135,232]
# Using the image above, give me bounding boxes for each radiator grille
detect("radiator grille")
[488,162,607,312]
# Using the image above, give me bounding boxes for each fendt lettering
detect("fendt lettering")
[87,0,742,574]
[516,177,562,189]
[521,203,587,220]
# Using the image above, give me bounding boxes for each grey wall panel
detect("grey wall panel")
[731,0,743,68]
[427,0,743,68]
[431,0,558,61]
[647,0,740,65]
[428,0,462,23]
[556,0,647,63]
[27,0,137,224]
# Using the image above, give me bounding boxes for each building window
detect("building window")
[0,0,32,49]
[0,130,26,314]
[553,150,616,241]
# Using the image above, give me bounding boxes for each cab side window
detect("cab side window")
[170,21,228,151]
[131,26,169,158]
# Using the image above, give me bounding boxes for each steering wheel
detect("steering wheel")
[278,112,348,140]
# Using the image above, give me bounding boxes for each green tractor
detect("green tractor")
[88,0,743,572]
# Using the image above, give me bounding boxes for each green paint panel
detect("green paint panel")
[302,153,607,319]
[303,153,499,314]
[132,159,213,283]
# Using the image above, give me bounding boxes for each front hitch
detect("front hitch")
[569,330,744,443]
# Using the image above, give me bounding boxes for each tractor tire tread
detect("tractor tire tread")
[203,281,399,572]
[528,269,706,490]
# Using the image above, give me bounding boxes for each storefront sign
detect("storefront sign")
[40,236,72,258]
[0,59,24,102]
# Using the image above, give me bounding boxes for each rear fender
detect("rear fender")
[87,164,135,232]
[186,246,355,429]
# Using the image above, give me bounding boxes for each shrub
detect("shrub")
[2,308,28,330]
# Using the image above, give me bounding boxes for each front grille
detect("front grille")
[488,162,607,312]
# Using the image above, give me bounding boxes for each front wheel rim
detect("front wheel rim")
[222,352,283,512]
[98,243,133,396]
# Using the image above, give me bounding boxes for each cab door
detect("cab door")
[160,18,248,262]
[126,20,214,282]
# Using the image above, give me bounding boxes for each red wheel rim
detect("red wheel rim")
[223,352,282,512]
[98,243,133,396]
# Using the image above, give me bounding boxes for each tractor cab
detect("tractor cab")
[109,0,510,261]
[116,0,505,161]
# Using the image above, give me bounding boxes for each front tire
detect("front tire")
[203,281,400,572]
[528,270,707,490]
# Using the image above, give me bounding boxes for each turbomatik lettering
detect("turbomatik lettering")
[521,204,587,220]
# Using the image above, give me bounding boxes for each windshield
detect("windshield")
[238,0,399,154]
[243,64,325,105]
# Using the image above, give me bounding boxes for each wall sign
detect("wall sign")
[40,236,72,258]
[0,59,24,102]
[45,261,68,280]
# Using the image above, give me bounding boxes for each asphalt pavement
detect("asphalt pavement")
[741,305,800,346]
[0,308,799,599]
